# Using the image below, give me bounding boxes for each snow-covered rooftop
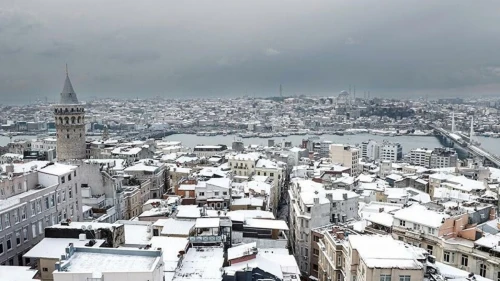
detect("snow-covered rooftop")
[24,238,105,259]
[227,242,257,260]
[195,218,220,228]
[173,246,224,281]
[349,235,425,269]
[0,266,38,281]
[245,219,288,230]
[393,204,449,228]
[157,219,195,236]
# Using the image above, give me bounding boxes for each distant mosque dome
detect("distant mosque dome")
[339,90,349,97]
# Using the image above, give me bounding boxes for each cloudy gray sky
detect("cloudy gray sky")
[1,0,500,103]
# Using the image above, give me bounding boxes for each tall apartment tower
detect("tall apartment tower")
[53,68,86,160]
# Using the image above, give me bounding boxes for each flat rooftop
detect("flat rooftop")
[173,246,224,281]
[24,238,105,259]
[61,247,161,273]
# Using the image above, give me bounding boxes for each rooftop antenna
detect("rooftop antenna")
[353,85,356,100]
[65,63,69,76]
[280,84,283,98]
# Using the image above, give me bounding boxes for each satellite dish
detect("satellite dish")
[81,225,86,230]
[87,225,93,230]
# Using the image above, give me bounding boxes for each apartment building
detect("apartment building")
[379,142,403,162]
[361,140,379,162]
[288,178,359,275]
[409,148,433,167]
[0,162,83,266]
[429,148,458,169]
[195,178,231,209]
[329,144,360,176]
[391,202,498,280]
[193,145,228,157]
[318,231,429,281]
[124,159,168,199]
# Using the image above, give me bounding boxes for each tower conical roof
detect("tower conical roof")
[60,72,79,105]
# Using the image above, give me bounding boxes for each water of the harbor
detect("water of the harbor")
[1,134,498,156]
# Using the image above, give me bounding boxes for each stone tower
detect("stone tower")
[53,68,86,160]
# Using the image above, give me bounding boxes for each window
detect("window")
[42,268,48,272]
[4,214,10,228]
[74,171,77,177]
[21,206,26,220]
[429,227,436,235]
[444,251,450,262]
[461,255,468,267]
[68,174,71,181]
[57,192,61,204]
[380,275,391,281]
[313,263,318,271]
[270,173,274,177]
[22,227,28,241]
[69,189,73,199]
[480,264,487,277]
[30,202,35,216]
[62,190,66,202]
[427,245,433,255]
[214,192,219,196]
[13,209,19,224]
[50,194,55,207]
[198,192,205,196]
[497,271,500,281]
[0,240,3,255]
[18,183,22,191]
[32,224,36,238]
[399,276,410,281]
[0,216,2,231]
[15,231,20,246]
[222,192,227,196]
[399,220,406,227]
[45,197,49,209]
[61,176,65,183]
[313,248,319,256]
[6,234,12,250]
[314,236,320,242]
[36,200,41,213]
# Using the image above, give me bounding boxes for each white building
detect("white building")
[379,141,403,162]
[0,162,83,266]
[361,140,379,161]
[288,178,359,275]
[409,148,433,167]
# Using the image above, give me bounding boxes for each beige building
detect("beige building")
[329,144,360,176]
[318,231,426,281]
[121,186,142,219]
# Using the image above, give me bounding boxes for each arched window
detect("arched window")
[65,108,68,113]
[71,108,74,112]
[58,117,63,124]
[71,117,76,124]
[65,117,69,124]
[77,117,81,123]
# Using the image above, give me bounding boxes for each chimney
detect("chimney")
[5,164,14,174]
[313,197,319,204]
[55,262,61,271]
[343,193,348,200]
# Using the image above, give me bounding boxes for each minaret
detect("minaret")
[451,112,455,133]
[53,66,86,161]
[469,116,474,140]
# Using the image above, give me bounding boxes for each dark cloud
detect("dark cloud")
[1,0,500,103]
